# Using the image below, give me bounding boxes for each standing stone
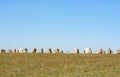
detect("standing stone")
[32,48,36,53]
[74,48,79,54]
[84,48,92,54]
[56,48,59,53]
[108,48,113,54]
[83,50,85,54]
[117,48,120,54]
[40,48,44,53]
[24,48,28,53]
[47,48,52,53]
[0,49,6,53]
[14,49,16,53]
[96,48,103,54]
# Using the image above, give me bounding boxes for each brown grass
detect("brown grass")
[0,53,120,77]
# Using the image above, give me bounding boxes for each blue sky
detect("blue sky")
[0,0,120,53]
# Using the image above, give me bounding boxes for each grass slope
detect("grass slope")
[0,53,120,77]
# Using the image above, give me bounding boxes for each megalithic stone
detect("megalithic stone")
[14,49,16,53]
[0,49,6,53]
[83,50,85,54]
[32,48,36,53]
[56,48,59,53]
[25,48,28,53]
[117,48,120,54]
[108,48,113,54]
[40,48,44,53]
[96,48,102,54]
[47,48,52,53]
[84,48,92,54]
[74,48,79,54]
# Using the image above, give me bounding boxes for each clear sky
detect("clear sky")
[0,0,120,53]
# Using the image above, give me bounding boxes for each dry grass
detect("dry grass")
[0,53,120,77]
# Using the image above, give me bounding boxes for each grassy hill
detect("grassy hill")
[0,53,120,77]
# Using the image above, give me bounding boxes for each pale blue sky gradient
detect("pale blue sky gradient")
[0,0,120,53]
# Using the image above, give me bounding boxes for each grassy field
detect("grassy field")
[0,53,120,77]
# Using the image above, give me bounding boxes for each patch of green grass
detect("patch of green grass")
[0,53,120,77]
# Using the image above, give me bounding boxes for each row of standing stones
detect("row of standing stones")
[0,48,120,54]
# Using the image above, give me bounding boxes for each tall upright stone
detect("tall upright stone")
[74,48,79,54]
[47,48,52,53]
[14,49,16,53]
[117,48,120,54]
[56,48,59,53]
[108,48,113,54]
[0,49,6,53]
[96,48,103,54]
[40,48,44,53]
[32,48,36,53]
[84,48,92,54]
[24,48,28,53]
